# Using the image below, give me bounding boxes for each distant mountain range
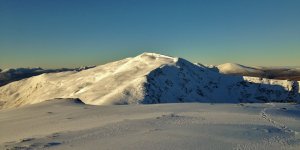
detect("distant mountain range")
[0,53,299,109]
[215,63,300,81]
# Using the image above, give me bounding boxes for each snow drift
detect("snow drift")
[0,53,299,109]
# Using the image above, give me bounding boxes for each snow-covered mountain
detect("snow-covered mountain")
[216,63,300,81]
[0,53,299,109]
[217,63,264,75]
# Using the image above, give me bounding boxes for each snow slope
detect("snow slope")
[0,53,299,109]
[0,66,95,87]
[0,99,299,150]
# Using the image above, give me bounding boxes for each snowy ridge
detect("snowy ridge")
[144,58,300,103]
[0,53,299,109]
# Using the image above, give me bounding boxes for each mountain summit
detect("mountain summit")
[0,53,299,109]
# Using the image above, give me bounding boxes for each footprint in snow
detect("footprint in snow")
[43,142,62,148]
[20,138,35,143]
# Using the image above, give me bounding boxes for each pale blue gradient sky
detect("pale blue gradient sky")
[0,0,299,69]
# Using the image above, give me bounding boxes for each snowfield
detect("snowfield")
[0,53,299,109]
[0,53,299,150]
[0,99,299,150]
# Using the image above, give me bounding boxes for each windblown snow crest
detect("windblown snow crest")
[0,53,299,109]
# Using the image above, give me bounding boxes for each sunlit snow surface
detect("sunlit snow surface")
[0,99,299,150]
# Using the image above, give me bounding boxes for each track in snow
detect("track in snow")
[260,103,298,135]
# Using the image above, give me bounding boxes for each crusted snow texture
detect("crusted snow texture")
[0,53,299,109]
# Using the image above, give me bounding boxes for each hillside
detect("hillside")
[0,66,95,86]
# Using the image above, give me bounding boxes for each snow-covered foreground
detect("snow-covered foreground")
[0,99,299,150]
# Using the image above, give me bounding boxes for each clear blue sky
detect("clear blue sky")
[1,0,299,69]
